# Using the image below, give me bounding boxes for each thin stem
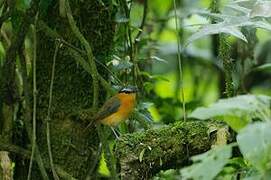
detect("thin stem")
[38,20,123,88]
[46,42,60,180]
[65,1,99,108]
[173,0,186,121]
[85,142,102,180]
[59,39,123,85]
[134,0,148,42]
[27,13,38,180]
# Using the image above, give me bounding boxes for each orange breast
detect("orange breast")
[100,93,136,126]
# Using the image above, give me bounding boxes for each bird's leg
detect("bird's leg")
[111,127,120,139]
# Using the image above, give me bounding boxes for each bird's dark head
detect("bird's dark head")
[119,86,138,94]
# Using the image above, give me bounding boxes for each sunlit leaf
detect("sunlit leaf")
[186,23,247,45]
[237,122,271,173]
[253,63,271,73]
[250,1,271,18]
[151,56,168,63]
[139,149,146,162]
[252,21,271,31]
[98,153,110,177]
[189,95,271,130]
[180,145,232,180]
[225,3,250,15]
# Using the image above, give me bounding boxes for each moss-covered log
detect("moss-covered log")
[115,120,228,180]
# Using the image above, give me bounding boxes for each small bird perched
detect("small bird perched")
[85,86,138,137]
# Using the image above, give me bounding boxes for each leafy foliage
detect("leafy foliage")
[237,122,271,174]
[180,145,232,180]
[189,94,271,130]
[186,0,271,45]
[180,121,271,180]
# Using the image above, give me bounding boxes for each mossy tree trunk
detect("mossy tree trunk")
[33,1,116,179]
[0,1,116,179]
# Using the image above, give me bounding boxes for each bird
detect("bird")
[84,86,138,138]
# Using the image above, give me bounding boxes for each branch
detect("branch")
[115,120,228,179]
[134,0,148,42]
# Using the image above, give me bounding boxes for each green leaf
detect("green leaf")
[189,95,271,131]
[250,1,271,18]
[139,149,146,162]
[186,24,247,45]
[180,145,232,180]
[237,122,271,173]
[150,56,168,64]
[186,0,271,45]
[253,63,271,73]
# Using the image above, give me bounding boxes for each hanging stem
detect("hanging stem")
[173,0,186,121]
[27,14,38,180]
[65,0,99,108]
[134,0,148,42]
[46,42,60,180]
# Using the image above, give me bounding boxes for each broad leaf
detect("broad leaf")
[189,95,271,131]
[186,23,247,45]
[237,122,271,173]
[180,145,232,180]
[250,1,271,18]
[186,0,271,45]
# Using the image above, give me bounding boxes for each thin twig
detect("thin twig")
[46,41,60,180]
[19,47,49,180]
[134,0,148,42]
[173,0,186,121]
[85,142,102,180]
[38,20,124,85]
[27,13,38,180]
[65,1,99,108]
[133,0,148,88]
[120,0,135,83]
[38,20,123,88]
[60,39,123,85]
[68,47,114,94]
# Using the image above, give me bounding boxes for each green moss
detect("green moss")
[115,120,225,179]
[34,0,116,178]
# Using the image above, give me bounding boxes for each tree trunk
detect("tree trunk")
[15,1,116,179]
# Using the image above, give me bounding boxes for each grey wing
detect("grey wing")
[95,96,121,121]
